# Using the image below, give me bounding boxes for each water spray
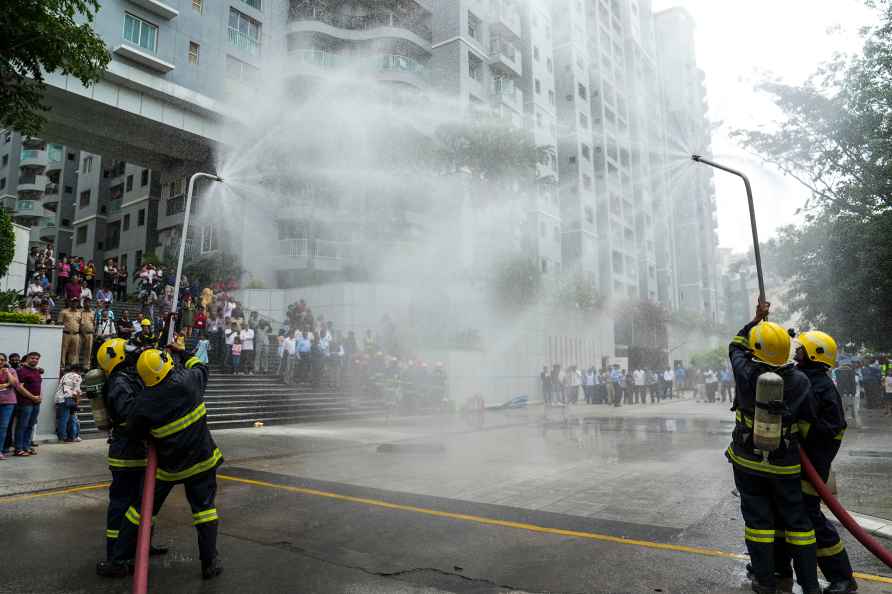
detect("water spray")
[691,154,892,569]
[168,172,224,344]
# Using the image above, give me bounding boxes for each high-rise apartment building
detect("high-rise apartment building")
[655,7,719,320]
[0,130,80,253]
[4,0,717,322]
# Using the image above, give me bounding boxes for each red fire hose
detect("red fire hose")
[800,449,892,568]
[132,444,158,594]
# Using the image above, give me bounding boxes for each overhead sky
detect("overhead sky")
[652,0,876,254]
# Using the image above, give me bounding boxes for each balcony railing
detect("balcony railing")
[16,199,37,212]
[378,54,428,80]
[20,149,45,161]
[288,7,431,40]
[228,27,261,56]
[291,49,338,68]
[279,238,309,257]
[490,37,517,61]
[108,199,122,214]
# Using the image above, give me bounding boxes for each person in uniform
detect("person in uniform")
[94,338,168,568]
[776,331,857,594]
[98,349,223,580]
[79,301,96,369]
[133,318,158,349]
[57,299,81,367]
[728,301,819,594]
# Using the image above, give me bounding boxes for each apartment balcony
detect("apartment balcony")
[0,196,16,211]
[376,54,429,87]
[289,48,338,76]
[39,220,58,242]
[490,0,522,39]
[279,238,309,258]
[492,79,522,114]
[287,8,431,51]
[489,37,522,77]
[18,174,48,193]
[314,239,348,260]
[107,199,123,214]
[13,198,40,217]
[43,184,60,210]
[19,149,48,169]
[228,28,262,57]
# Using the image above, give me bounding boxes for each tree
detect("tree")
[491,256,542,309]
[0,209,14,279]
[690,346,726,370]
[734,0,892,349]
[1,0,110,136]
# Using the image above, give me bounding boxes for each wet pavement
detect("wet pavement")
[1,396,891,593]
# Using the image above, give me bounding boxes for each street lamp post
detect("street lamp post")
[691,154,765,302]
[169,172,223,342]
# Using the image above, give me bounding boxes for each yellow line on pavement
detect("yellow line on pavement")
[0,482,110,504]
[218,474,892,585]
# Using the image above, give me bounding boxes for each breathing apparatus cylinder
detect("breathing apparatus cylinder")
[83,368,111,431]
[753,371,784,453]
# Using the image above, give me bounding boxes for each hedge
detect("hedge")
[0,312,43,325]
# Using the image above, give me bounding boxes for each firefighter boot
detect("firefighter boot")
[202,556,224,580]
[95,560,130,578]
[824,579,858,594]
[746,563,793,593]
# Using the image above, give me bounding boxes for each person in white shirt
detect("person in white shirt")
[79,280,93,307]
[663,369,674,399]
[281,332,297,385]
[583,367,596,404]
[224,322,238,374]
[239,326,255,375]
[96,310,116,342]
[55,366,82,442]
[633,369,646,404]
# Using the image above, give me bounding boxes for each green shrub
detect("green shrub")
[0,311,43,325]
[0,210,14,279]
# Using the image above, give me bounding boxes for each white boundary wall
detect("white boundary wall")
[0,323,63,441]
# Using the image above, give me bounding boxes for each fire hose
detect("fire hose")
[800,450,892,569]
[132,444,158,594]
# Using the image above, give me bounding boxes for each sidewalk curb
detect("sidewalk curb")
[827,509,892,541]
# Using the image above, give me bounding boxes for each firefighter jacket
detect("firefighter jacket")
[726,321,817,478]
[133,330,158,349]
[126,358,223,483]
[105,365,148,471]
[799,364,847,481]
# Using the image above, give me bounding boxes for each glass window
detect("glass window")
[229,8,261,55]
[241,0,261,9]
[189,41,200,65]
[0,178,5,190]
[141,169,149,186]
[126,174,133,191]
[138,209,146,226]
[123,13,158,54]
[79,190,91,207]
[123,214,130,231]
[225,55,259,82]
[467,12,480,41]
[76,227,87,245]
[192,0,202,13]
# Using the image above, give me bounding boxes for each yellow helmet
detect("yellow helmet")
[141,319,152,327]
[97,338,127,374]
[136,349,174,387]
[798,330,837,368]
[748,321,791,367]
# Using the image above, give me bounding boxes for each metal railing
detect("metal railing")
[16,199,36,211]
[291,48,337,67]
[279,238,309,257]
[288,7,431,40]
[228,27,261,56]
[378,54,428,79]
[20,149,45,161]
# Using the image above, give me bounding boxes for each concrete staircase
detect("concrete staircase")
[76,369,388,436]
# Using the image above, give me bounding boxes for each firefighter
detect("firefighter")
[776,331,856,594]
[97,349,223,580]
[93,338,167,566]
[133,318,158,348]
[728,301,819,594]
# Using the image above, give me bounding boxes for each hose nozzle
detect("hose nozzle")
[691,154,703,162]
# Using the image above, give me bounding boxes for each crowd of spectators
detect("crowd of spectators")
[0,352,49,460]
[540,364,684,406]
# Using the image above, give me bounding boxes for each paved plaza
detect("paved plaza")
[2,397,891,593]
